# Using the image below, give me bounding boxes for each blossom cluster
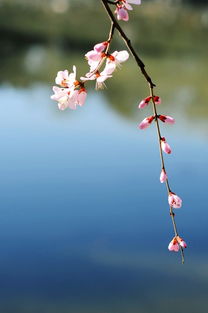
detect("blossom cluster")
[138,95,187,253]
[82,47,129,89]
[168,236,187,252]
[51,42,129,110]
[51,66,87,110]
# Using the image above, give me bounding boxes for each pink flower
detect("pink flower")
[158,115,175,124]
[168,237,180,252]
[168,192,182,209]
[94,41,108,53]
[138,96,161,109]
[101,62,116,76]
[85,42,108,71]
[104,50,129,74]
[85,50,104,62]
[95,71,113,89]
[115,0,141,20]
[81,50,128,87]
[115,6,129,21]
[51,86,87,110]
[138,115,154,130]
[161,137,172,154]
[51,86,76,110]
[80,71,112,89]
[85,50,104,72]
[160,169,167,183]
[154,96,161,105]
[52,65,87,110]
[180,241,187,248]
[122,0,141,10]
[55,66,77,89]
[51,86,71,110]
[51,86,68,102]
[168,236,187,252]
[84,46,129,80]
[138,96,152,109]
[77,88,87,107]
[108,50,129,65]
[55,70,70,87]
[177,236,187,249]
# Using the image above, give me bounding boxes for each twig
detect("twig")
[150,87,185,264]
[107,0,119,4]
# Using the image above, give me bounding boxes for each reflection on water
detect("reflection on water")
[0,84,208,312]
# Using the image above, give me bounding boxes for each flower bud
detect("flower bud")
[85,50,102,62]
[138,96,161,109]
[77,88,87,107]
[160,169,167,183]
[161,137,172,154]
[158,115,175,124]
[168,192,182,209]
[138,96,152,109]
[179,240,187,248]
[138,116,154,130]
[168,237,179,252]
[154,96,161,105]
[176,236,187,248]
[115,6,129,21]
[94,41,108,53]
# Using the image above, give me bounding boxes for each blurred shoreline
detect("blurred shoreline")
[0,0,208,117]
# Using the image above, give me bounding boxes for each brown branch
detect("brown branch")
[107,0,118,4]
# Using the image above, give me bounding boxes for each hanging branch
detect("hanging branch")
[101,0,186,263]
[51,0,187,263]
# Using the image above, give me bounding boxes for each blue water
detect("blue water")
[0,84,207,313]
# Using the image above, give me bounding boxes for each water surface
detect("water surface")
[0,83,208,313]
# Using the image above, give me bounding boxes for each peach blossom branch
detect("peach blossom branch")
[101,0,185,264]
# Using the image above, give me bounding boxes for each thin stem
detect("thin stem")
[106,21,115,53]
[150,88,166,173]
[170,210,185,264]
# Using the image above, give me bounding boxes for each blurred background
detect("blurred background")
[0,0,208,312]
